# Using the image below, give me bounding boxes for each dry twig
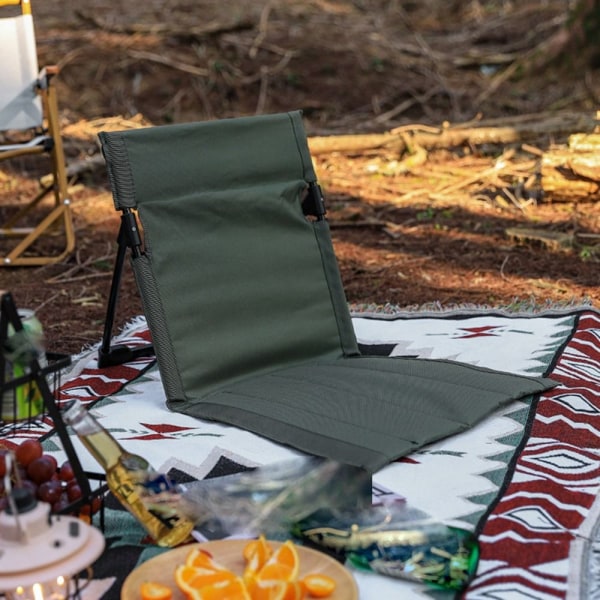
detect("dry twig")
[45,245,113,284]
[127,50,209,77]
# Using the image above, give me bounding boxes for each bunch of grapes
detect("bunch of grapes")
[0,439,101,517]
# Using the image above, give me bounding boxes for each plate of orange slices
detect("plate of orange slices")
[121,537,358,600]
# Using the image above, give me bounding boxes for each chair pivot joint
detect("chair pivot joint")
[303,182,326,221]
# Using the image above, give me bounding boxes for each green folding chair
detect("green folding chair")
[98,111,555,473]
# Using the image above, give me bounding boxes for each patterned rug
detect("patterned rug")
[4,307,600,599]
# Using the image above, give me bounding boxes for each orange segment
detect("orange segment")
[283,581,306,600]
[255,563,295,583]
[243,574,258,599]
[243,535,274,581]
[174,564,236,594]
[187,576,251,600]
[252,580,305,600]
[186,547,231,571]
[302,573,336,598]
[277,580,305,600]
[256,541,299,583]
[140,581,173,600]
[243,535,273,563]
[252,581,287,600]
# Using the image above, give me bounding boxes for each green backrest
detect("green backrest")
[100,112,359,400]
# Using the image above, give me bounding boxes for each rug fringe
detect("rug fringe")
[349,296,595,319]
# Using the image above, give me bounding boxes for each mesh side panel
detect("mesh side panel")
[313,220,359,356]
[98,132,137,210]
[131,254,186,400]
[288,111,315,183]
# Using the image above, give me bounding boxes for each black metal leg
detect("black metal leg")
[97,211,153,368]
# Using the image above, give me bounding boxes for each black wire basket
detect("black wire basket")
[0,291,107,524]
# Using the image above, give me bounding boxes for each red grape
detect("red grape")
[79,496,102,516]
[58,461,75,482]
[15,440,43,467]
[38,480,63,504]
[66,483,82,502]
[43,454,58,471]
[27,456,57,484]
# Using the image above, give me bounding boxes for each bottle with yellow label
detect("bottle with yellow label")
[62,399,194,547]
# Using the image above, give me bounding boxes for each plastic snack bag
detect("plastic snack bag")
[291,503,479,591]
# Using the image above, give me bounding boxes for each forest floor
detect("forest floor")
[1,0,599,355]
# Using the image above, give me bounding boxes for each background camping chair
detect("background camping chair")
[99,111,554,473]
[0,0,74,266]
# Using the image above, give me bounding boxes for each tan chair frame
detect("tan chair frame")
[0,0,75,266]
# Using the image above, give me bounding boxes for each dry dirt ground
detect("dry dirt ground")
[1,0,600,356]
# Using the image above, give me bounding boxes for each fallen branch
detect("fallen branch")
[506,227,574,250]
[75,11,255,40]
[41,154,106,188]
[541,132,600,201]
[308,112,599,156]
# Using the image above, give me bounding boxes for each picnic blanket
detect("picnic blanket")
[7,306,600,599]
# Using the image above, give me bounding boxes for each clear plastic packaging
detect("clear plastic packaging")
[144,457,372,540]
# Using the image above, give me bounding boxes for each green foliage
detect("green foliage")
[416,207,435,221]
[579,245,598,261]
[370,57,387,72]
[416,207,454,222]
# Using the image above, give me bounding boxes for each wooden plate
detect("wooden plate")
[121,539,358,599]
